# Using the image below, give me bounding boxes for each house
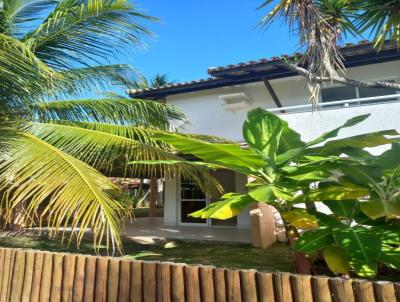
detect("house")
[127,40,400,246]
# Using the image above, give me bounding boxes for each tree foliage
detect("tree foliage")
[0,0,221,252]
[258,0,400,103]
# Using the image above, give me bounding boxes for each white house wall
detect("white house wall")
[163,60,400,229]
[167,61,400,142]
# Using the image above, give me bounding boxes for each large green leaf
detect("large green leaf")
[285,168,333,183]
[379,245,400,269]
[248,185,274,203]
[190,194,254,220]
[306,114,370,147]
[312,130,399,156]
[278,122,304,153]
[323,246,350,274]
[323,200,360,219]
[243,108,283,162]
[282,209,319,229]
[332,227,382,263]
[153,132,265,174]
[372,227,400,245]
[361,197,400,220]
[353,212,388,227]
[353,262,378,278]
[294,183,369,203]
[294,228,334,253]
[312,211,346,228]
[276,147,304,165]
[370,143,400,171]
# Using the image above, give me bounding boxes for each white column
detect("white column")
[163,177,179,226]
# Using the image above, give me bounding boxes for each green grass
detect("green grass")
[0,234,294,273]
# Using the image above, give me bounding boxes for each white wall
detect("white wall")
[163,60,400,228]
[167,61,400,142]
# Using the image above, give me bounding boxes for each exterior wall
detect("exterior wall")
[163,60,400,230]
[167,61,400,142]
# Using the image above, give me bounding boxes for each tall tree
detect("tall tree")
[259,0,400,103]
[0,0,220,252]
[132,74,173,90]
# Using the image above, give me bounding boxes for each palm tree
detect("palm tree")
[0,0,220,252]
[132,73,174,90]
[258,0,400,103]
[130,73,175,217]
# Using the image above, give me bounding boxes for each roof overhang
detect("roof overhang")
[128,41,400,100]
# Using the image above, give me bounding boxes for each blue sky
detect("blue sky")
[126,0,299,83]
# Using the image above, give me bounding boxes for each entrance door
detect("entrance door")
[179,180,207,225]
[210,170,237,227]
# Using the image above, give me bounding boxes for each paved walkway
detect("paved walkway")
[123,217,252,244]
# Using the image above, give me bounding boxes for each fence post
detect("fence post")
[157,262,172,302]
[329,277,355,302]
[311,276,332,302]
[240,270,257,302]
[118,259,131,302]
[199,266,215,302]
[273,273,293,302]
[21,250,35,301]
[374,281,396,302]
[256,272,274,302]
[171,263,185,302]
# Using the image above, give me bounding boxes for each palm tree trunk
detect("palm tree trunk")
[149,177,158,217]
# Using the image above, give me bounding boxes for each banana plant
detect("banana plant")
[295,156,400,278]
[141,107,400,276]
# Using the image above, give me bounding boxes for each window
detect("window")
[358,85,398,104]
[321,86,357,103]
[180,181,207,224]
[320,80,399,107]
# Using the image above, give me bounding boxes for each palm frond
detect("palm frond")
[1,0,59,38]
[23,121,223,197]
[258,0,345,104]
[354,0,400,48]
[23,0,157,69]
[56,64,139,97]
[0,128,125,251]
[0,33,60,112]
[31,98,188,130]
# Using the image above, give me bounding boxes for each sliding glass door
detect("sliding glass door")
[179,180,207,225]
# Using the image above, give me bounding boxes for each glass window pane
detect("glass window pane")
[181,182,206,200]
[321,86,357,103]
[181,200,207,223]
[358,87,397,98]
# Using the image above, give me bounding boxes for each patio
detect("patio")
[123,217,252,244]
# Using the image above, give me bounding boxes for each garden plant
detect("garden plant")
[145,108,400,278]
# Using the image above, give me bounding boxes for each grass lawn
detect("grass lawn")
[0,233,294,273]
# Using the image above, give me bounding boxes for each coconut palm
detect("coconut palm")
[132,73,173,90]
[0,0,220,252]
